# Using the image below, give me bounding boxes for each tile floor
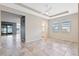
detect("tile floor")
[0,34,78,56]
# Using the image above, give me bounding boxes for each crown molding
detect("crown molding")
[49,11,69,17]
[16,3,70,18]
[16,3,49,17]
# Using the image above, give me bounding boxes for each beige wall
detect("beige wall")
[25,14,48,42]
[48,13,78,42]
[0,10,1,38]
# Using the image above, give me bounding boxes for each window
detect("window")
[1,22,13,35]
[52,22,60,32]
[61,20,71,32]
[1,26,7,33]
[7,25,12,33]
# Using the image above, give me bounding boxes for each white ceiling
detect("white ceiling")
[0,3,78,19]
[21,3,78,16]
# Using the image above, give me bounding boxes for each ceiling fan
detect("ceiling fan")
[44,4,52,15]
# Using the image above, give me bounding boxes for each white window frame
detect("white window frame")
[52,22,60,32]
[61,20,71,33]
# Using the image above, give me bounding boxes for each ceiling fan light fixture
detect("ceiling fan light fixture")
[45,12,49,14]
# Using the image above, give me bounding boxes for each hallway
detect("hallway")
[0,34,78,56]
